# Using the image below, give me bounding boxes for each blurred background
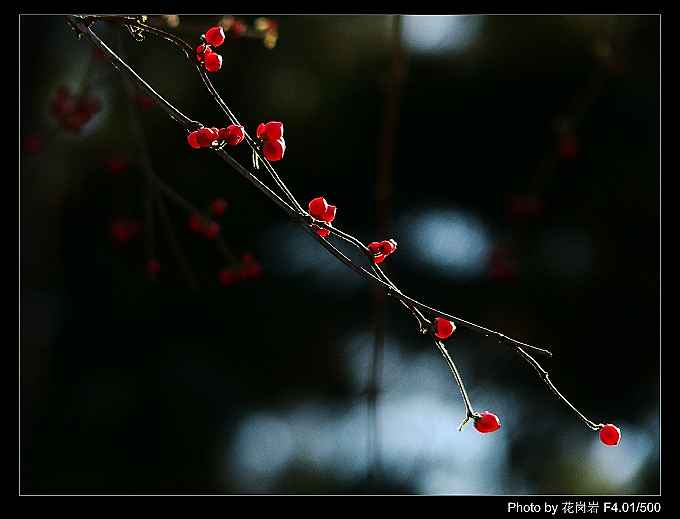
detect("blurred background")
[20,14,659,494]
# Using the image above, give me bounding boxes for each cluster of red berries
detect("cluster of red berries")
[218,253,263,286]
[188,213,220,239]
[187,124,245,149]
[110,220,142,245]
[308,196,337,237]
[187,198,230,239]
[256,121,286,162]
[196,26,227,72]
[50,85,101,134]
[187,120,286,163]
[367,239,398,264]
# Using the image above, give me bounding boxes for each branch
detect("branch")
[65,14,609,434]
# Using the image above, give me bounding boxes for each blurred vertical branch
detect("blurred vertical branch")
[368,15,407,483]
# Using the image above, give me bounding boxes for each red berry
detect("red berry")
[368,240,396,264]
[323,204,337,224]
[107,157,128,175]
[241,260,263,279]
[599,423,621,446]
[147,259,161,275]
[51,88,75,119]
[231,20,247,37]
[188,213,204,233]
[203,220,220,239]
[312,225,331,238]
[218,268,240,286]
[256,121,283,141]
[263,138,285,161]
[559,134,579,159]
[196,127,218,147]
[62,111,89,133]
[367,242,383,254]
[187,131,202,149]
[23,134,41,154]
[55,85,71,99]
[433,317,455,340]
[111,222,130,244]
[379,239,397,255]
[196,43,213,62]
[220,124,245,146]
[205,26,226,47]
[210,198,228,217]
[308,197,329,220]
[78,95,101,117]
[136,94,154,111]
[204,52,223,72]
[474,411,501,433]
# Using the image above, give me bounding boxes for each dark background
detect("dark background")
[20,15,659,494]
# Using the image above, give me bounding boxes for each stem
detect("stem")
[155,193,199,291]
[434,339,479,430]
